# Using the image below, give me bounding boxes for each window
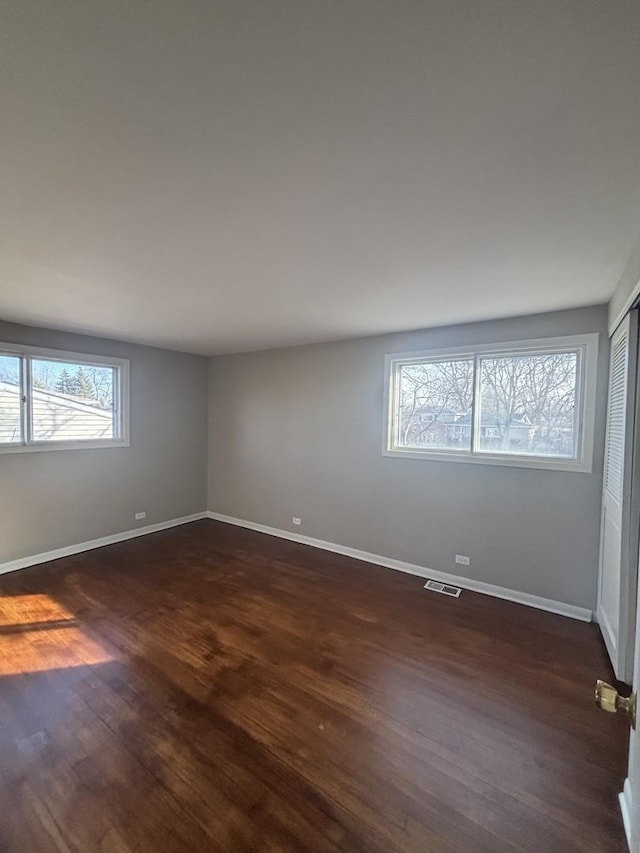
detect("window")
[0,343,129,453]
[384,334,598,471]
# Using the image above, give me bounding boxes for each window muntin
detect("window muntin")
[0,344,128,452]
[385,335,597,471]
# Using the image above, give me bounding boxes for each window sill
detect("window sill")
[382,447,592,473]
[0,439,131,455]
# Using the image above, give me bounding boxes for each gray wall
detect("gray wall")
[208,305,609,610]
[0,320,208,563]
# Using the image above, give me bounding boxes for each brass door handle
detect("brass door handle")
[595,680,636,728]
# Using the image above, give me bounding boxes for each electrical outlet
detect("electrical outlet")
[455,554,470,566]
[292,517,302,526]
[135,512,146,521]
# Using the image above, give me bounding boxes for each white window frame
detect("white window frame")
[383,333,599,472]
[0,342,130,454]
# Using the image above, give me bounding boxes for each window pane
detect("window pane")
[477,351,578,458]
[394,358,474,451]
[0,354,22,444]
[30,359,115,442]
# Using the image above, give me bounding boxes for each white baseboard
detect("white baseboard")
[620,779,632,852]
[0,512,207,576]
[2,508,593,624]
[206,511,593,622]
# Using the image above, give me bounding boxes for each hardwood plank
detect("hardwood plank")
[0,519,629,851]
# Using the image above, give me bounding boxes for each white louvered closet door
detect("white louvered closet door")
[598,310,639,682]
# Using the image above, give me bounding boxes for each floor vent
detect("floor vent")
[424,579,462,597]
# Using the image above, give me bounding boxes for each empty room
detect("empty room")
[1,2,640,851]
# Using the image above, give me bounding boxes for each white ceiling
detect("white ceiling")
[1,1,639,355]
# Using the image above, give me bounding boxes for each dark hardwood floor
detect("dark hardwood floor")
[0,519,629,852]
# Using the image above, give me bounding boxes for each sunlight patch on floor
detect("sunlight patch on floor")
[0,593,74,627]
[0,593,113,676]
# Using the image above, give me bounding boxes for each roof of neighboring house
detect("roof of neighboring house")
[0,381,112,443]
[453,413,532,427]
[411,406,461,419]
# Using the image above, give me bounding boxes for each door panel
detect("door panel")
[621,535,640,850]
[600,508,621,652]
[598,310,639,682]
